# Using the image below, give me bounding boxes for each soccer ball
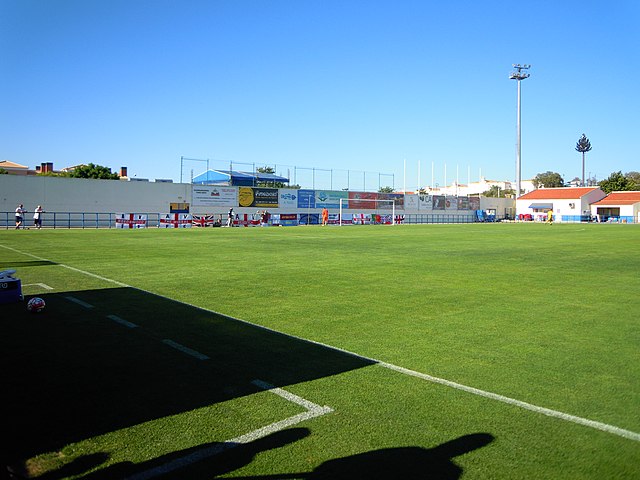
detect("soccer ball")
[27,297,46,313]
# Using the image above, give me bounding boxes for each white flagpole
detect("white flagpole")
[403,159,406,193]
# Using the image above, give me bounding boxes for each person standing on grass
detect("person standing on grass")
[33,205,44,229]
[546,209,553,225]
[322,207,329,226]
[15,204,25,229]
[227,207,234,227]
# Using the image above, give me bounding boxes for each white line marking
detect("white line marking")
[106,314,138,329]
[125,380,333,480]
[251,379,333,415]
[378,362,640,442]
[65,296,94,309]
[22,283,53,290]
[162,339,210,360]
[2,243,639,442]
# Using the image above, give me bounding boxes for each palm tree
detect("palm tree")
[575,133,592,187]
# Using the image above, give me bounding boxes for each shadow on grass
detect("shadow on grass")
[36,430,493,479]
[1,287,374,469]
[0,260,58,268]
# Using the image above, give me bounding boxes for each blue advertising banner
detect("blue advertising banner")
[299,213,320,225]
[297,190,316,208]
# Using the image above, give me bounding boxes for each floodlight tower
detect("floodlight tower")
[509,64,530,199]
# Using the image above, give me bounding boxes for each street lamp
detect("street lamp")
[509,64,530,199]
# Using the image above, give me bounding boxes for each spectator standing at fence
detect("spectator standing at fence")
[33,205,44,229]
[15,204,25,229]
[227,208,234,227]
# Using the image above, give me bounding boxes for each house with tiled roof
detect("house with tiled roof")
[516,187,606,222]
[0,160,29,175]
[590,191,640,223]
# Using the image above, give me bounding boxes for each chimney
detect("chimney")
[120,166,128,178]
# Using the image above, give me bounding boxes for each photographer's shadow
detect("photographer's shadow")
[307,433,494,480]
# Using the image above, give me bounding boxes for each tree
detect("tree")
[0,168,8,174]
[598,171,638,193]
[532,171,564,188]
[67,163,119,179]
[378,186,395,193]
[625,171,640,188]
[37,170,70,177]
[481,185,514,198]
[575,133,592,186]
[255,166,291,188]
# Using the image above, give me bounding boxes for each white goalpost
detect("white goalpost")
[339,198,397,226]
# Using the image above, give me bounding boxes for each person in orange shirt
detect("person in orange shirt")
[321,207,329,226]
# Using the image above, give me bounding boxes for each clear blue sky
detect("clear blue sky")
[1,0,638,190]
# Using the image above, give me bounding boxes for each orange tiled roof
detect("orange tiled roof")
[591,191,640,205]
[518,187,599,200]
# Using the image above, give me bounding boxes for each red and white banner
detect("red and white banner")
[115,213,147,229]
[233,213,260,227]
[192,215,216,227]
[160,213,192,228]
[351,213,371,225]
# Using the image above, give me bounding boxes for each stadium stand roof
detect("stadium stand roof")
[191,169,290,186]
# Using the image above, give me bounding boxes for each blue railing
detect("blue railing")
[2,212,162,229]
[2,211,496,229]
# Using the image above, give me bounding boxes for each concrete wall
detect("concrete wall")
[1,175,190,213]
[1,174,514,218]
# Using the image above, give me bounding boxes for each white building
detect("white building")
[423,177,535,197]
[516,187,606,222]
[590,191,640,223]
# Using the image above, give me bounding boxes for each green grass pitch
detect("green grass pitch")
[1,223,639,479]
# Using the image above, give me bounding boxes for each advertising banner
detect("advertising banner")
[327,213,341,224]
[316,190,348,209]
[279,189,299,209]
[192,186,237,207]
[299,213,319,225]
[469,197,480,210]
[404,194,419,211]
[297,189,316,209]
[160,213,192,228]
[432,196,446,210]
[457,197,470,210]
[377,193,404,209]
[279,213,298,226]
[348,191,377,210]
[445,196,457,210]
[115,213,147,229]
[418,195,432,211]
[169,202,190,213]
[238,187,279,208]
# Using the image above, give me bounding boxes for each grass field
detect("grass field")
[1,223,639,479]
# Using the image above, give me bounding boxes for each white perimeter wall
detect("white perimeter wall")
[1,175,191,213]
[1,175,513,216]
